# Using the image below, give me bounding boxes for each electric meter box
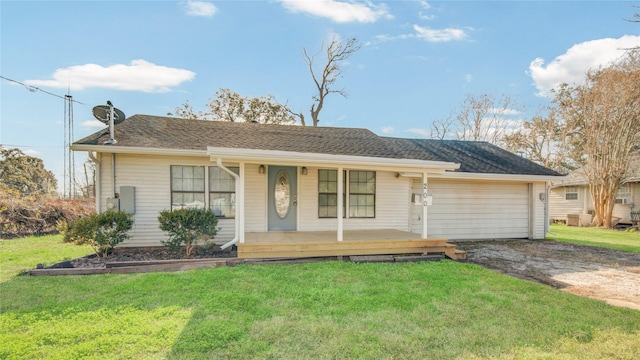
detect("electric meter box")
[119,186,136,214]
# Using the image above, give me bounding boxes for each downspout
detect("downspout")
[111,153,116,198]
[544,183,550,237]
[88,152,101,214]
[217,158,240,250]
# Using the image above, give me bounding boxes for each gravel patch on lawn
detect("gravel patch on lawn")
[454,239,640,310]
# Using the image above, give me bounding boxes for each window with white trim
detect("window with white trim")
[318,169,339,218]
[318,169,375,218]
[209,166,238,218]
[349,170,375,218]
[565,186,578,201]
[615,184,630,204]
[171,165,205,210]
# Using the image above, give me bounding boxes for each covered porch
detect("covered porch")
[238,229,466,260]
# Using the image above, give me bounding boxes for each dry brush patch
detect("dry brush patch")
[0,192,94,238]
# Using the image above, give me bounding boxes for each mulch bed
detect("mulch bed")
[30,246,445,276]
[31,246,238,274]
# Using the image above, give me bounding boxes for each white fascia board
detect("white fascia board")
[71,144,207,157]
[430,171,565,182]
[207,146,460,172]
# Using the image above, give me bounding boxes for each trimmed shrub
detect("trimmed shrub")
[64,211,134,258]
[158,208,218,256]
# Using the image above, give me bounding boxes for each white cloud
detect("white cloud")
[418,12,435,21]
[407,128,430,136]
[81,120,107,129]
[413,25,467,42]
[488,108,522,116]
[182,1,218,17]
[23,149,41,156]
[279,0,392,23]
[529,35,640,97]
[464,74,473,83]
[381,126,394,134]
[25,60,195,93]
[370,25,466,45]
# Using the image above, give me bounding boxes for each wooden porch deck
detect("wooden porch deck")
[238,230,466,260]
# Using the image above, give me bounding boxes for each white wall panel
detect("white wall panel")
[414,179,530,239]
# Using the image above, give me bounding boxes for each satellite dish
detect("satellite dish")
[92,101,126,145]
[92,105,126,125]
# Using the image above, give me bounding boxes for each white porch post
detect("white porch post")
[238,162,245,244]
[421,172,428,239]
[337,166,344,241]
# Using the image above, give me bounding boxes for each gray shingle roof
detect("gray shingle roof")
[551,151,640,186]
[384,138,561,176]
[74,114,561,176]
[75,114,403,158]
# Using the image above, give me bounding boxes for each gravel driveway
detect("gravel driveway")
[453,239,640,310]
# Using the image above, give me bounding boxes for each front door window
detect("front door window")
[275,170,291,218]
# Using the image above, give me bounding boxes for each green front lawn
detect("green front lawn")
[0,234,92,282]
[1,235,639,359]
[548,223,640,252]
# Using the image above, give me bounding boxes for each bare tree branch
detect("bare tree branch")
[556,49,640,228]
[303,35,361,126]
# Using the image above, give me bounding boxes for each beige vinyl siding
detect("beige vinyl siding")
[613,183,639,221]
[98,153,238,247]
[244,164,267,232]
[298,168,412,232]
[550,183,639,222]
[415,179,530,239]
[549,186,589,221]
[532,182,547,239]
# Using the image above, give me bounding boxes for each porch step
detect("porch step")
[394,254,443,262]
[350,254,443,263]
[238,238,449,259]
[350,255,395,263]
[444,244,467,260]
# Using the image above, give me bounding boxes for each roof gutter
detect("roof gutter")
[88,152,101,213]
[207,146,460,173]
[429,172,565,182]
[216,158,240,250]
[71,144,207,157]
[71,145,460,173]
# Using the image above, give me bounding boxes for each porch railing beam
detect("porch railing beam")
[421,172,428,239]
[337,166,344,241]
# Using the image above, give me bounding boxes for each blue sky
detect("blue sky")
[1,0,639,190]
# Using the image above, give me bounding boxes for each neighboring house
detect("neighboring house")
[72,115,562,259]
[549,154,640,226]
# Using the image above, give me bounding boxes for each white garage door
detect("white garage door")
[412,179,530,240]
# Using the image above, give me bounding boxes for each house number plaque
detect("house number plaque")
[422,182,432,206]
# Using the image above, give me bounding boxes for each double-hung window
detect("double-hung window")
[349,171,375,218]
[318,169,375,218]
[318,169,340,218]
[209,166,238,218]
[565,186,578,201]
[615,184,630,204]
[171,165,205,210]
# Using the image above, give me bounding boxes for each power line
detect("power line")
[1,144,65,148]
[0,75,85,105]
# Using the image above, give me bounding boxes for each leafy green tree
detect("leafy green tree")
[172,88,295,124]
[503,109,577,174]
[0,147,57,196]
